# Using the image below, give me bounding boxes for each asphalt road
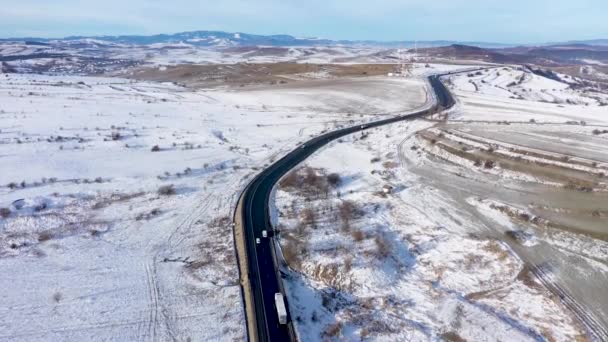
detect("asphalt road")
[238,73,456,342]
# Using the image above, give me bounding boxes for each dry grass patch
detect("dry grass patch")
[482,240,509,261]
[441,331,467,342]
[374,234,391,258]
[37,231,54,242]
[322,322,343,339]
[516,263,543,290]
[351,230,365,242]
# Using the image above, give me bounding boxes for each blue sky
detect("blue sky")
[0,0,606,43]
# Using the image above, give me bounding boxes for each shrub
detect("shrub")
[382,161,399,169]
[301,208,317,228]
[38,231,54,242]
[339,200,360,232]
[158,184,176,196]
[344,257,353,272]
[518,212,531,221]
[282,241,305,270]
[151,145,161,152]
[323,322,343,338]
[327,173,341,187]
[375,235,391,258]
[352,230,364,242]
[0,207,10,218]
[280,171,299,188]
[484,160,495,169]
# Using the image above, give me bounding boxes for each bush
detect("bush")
[303,168,325,190]
[344,257,352,272]
[323,322,343,338]
[484,160,495,169]
[340,201,361,223]
[282,241,305,269]
[301,208,317,228]
[38,231,54,242]
[157,184,176,196]
[375,235,391,257]
[352,230,364,242]
[280,171,300,188]
[0,207,10,218]
[327,173,341,187]
[151,145,161,152]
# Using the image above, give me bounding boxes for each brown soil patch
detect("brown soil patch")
[126,63,399,88]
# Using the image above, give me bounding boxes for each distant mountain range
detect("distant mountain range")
[2,30,606,49]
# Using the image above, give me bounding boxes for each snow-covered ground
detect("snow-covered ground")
[447,66,608,121]
[0,72,426,340]
[272,64,608,341]
[274,123,588,342]
[0,42,395,74]
[2,60,606,341]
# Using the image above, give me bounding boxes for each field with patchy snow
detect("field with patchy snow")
[0,72,426,340]
[272,65,608,341]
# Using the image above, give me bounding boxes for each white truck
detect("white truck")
[274,293,287,325]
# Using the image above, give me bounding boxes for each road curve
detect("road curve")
[236,73,456,342]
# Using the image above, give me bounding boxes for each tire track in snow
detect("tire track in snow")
[531,264,608,341]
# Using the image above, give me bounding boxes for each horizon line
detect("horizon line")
[0,29,606,46]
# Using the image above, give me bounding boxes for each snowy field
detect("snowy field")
[0,42,395,74]
[274,123,588,342]
[273,65,608,341]
[0,72,426,340]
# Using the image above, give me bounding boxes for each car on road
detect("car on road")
[262,230,268,238]
[256,238,261,244]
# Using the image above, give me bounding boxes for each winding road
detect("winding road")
[235,73,456,342]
